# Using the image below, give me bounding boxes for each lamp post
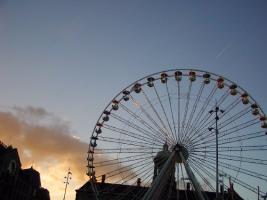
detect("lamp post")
[63,168,72,200]
[209,103,224,200]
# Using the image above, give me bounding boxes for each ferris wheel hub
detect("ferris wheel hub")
[173,144,189,163]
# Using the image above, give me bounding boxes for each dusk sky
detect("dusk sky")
[0,1,267,199]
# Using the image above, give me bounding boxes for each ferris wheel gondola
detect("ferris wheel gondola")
[87,69,267,200]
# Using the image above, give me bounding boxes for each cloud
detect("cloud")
[0,106,135,199]
[0,106,88,200]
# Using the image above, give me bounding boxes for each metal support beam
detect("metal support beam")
[179,152,207,200]
[142,151,176,200]
[143,145,209,200]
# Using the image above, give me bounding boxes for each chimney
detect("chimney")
[137,178,141,187]
[101,174,106,183]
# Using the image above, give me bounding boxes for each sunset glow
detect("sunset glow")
[1,1,267,199]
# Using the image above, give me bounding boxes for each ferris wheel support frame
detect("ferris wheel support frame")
[179,149,208,200]
[142,144,208,200]
[142,150,176,200]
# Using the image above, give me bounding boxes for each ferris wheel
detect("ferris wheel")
[87,69,267,200]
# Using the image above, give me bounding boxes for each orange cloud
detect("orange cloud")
[0,106,135,199]
[0,106,88,200]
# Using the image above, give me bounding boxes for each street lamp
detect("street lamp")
[209,104,224,200]
[63,168,72,200]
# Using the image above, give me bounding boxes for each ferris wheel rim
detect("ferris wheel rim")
[87,68,267,199]
[90,68,265,139]
[88,68,266,171]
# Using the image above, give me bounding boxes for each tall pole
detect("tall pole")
[63,168,72,200]
[209,103,224,200]
[215,106,219,200]
[257,186,260,200]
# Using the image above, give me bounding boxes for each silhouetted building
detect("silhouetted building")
[0,141,50,200]
[76,180,244,200]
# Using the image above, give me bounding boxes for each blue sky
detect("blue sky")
[1,0,266,139]
[0,0,267,199]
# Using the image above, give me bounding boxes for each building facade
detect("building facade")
[0,141,50,200]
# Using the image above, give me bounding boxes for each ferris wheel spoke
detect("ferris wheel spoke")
[184,91,233,144]
[190,118,259,148]
[131,181,151,200]
[196,144,267,152]
[96,144,153,151]
[205,157,259,195]
[94,153,152,165]
[219,96,240,116]
[177,81,181,143]
[94,149,159,154]
[118,103,167,142]
[98,135,157,147]
[113,164,153,200]
[110,112,166,142]
[166,81,178,141]
[96,151,158,154]
[133,175,153,200]
[101,165,152,184]
[203,152,267,165]
[188,96,240,144]
[130,94,175,142]
[187,131,215,149]
[188,159,216,191]
[192,130,266,150]
[151,85,176,142]
[190,154,267,182]
[103,124,163,145]
[94,154,153,168]
[188,95,239,143]
[220,156,265,170]
[218,118,259,138]
[183,82,205,142]
[116,162,152,185]
[99,164,152,199]
[190,154,263,194]
[189,158,234,197]
[218,107,251,129]
[185,85,218,139]
[100,158,151,180]
[218,131,266,145]
[180,81,192,141]
[183,114,213,146]
[219,108,251,130]
[140,170,153,187]
[233,178,262,195]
